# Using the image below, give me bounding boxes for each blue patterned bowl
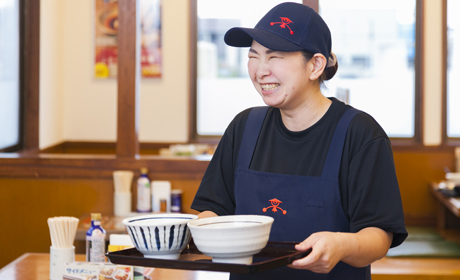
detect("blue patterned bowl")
[122,213,198,259]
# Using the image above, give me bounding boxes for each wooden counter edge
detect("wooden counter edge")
[0,253,32,274]
[430,183,460,218]
[3,253,460,278]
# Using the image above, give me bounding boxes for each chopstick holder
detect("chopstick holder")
[47,216,79,280]
[113,170,134,216]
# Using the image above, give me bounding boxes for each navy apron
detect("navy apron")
[231,106,370,280]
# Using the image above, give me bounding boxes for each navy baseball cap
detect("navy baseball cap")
[224,2,332,63]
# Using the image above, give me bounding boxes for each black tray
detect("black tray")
[106,240,311,274]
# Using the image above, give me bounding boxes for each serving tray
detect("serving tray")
[106,240,311,274]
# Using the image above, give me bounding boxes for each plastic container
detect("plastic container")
[137,168,152,212]
[86,213,106,262]
[151,181,171,212]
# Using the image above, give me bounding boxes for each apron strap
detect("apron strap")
[237,106,269,169]
[321,107,361,179]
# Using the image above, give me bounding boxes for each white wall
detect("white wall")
[39,0,189,149]
[423,0,443,146]
[60,0,117,143]
[39,0,443,149]
[40,0,65,149]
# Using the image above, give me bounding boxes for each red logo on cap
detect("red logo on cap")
[270,17,294,35]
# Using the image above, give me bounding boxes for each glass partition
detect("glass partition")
[196,0,302,136]
[319,0,416,137]
[196,0,417,138]
[0,0,20,150]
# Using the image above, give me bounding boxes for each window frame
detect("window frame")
[188,0,424,146]
[6,0,141,156]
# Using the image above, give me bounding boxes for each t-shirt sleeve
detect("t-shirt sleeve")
[345,114,408,248]
[191,109,250,216]
[191,132,236,215]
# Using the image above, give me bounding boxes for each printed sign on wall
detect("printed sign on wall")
[94,0,162,79]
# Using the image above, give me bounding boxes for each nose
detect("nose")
[255,59,271,80]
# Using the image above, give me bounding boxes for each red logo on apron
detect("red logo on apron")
[263,198,287,215]
[270,17,294,35]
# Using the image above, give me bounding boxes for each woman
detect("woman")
[191,2,407,279]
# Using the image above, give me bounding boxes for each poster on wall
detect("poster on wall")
[94,0,162,79]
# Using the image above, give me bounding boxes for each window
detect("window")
[0,0,21,151]
[194,0,419,139]
[447,0,460,138]
[319,0,417,137]
[195,0,303,136]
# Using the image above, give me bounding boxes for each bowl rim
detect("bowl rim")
[122,213,198,226]
[187,214,274,229]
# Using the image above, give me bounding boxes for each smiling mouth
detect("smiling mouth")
[260,83,280,91]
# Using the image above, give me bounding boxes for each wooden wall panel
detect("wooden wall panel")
[0,177,201,269]
[0,178,113,268]
[393,149,455,226]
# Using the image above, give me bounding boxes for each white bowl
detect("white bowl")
[122,213,198,259]
[188,215,274,264]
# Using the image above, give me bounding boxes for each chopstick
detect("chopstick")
[47,217,79,249]
[113,171,133,193]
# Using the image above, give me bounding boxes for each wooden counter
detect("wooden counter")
[2,253,460,280]
[371,257,460,279]
[0,253,229,280]
[429,183,460,230]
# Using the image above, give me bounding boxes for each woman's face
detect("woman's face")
[247,40,314,110]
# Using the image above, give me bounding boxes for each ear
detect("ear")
[309,54,327,80]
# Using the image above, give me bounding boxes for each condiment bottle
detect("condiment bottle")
[171,189,183,213]
[86,213,106,262]
[137,168,152,212]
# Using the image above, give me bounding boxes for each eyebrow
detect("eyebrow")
[248,48,280,55]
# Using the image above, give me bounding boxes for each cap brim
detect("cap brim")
[224,27,304,52]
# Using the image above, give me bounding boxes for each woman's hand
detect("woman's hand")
[289,231,351,273]
[289,227,393,273]
[198,211,218,219]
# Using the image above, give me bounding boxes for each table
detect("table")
[429,183,460,229]
[2,252,460,280]
[0,254,229,280]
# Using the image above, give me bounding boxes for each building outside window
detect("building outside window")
[447,0,460,138]
[196,0,302,136]
[0,0,21,151]
[195,0,417,139]
[319,0,416,137]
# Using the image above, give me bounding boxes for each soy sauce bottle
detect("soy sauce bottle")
[86,213,106,262]
[137,168,152,212]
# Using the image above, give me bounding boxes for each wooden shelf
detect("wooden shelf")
[0,153,209,180]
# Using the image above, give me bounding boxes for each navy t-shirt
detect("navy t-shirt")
[192,98,407,248]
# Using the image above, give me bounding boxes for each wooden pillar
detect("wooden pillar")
[303,0,319,12]
[189,0,197,142]
[22,0,40,152]
[117,0,140,157]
